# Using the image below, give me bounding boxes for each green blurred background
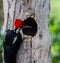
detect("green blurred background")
[0,0,60,63]
[50,0,60,63]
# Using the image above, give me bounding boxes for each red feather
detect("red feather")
[14,19,24,28]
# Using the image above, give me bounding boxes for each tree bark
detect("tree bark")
[3,0,52,63]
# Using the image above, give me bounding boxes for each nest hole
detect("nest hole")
[22,17,37,36]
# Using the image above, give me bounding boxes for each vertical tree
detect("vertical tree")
[3,0,52,63]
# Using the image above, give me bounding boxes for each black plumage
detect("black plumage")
[4,29,22,63]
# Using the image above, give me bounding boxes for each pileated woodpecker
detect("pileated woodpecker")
[4,19,24,63]
[4,17,37,63]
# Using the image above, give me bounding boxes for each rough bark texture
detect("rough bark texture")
[3,0,52,63]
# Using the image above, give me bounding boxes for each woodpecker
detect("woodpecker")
[4,18,24,63]
[4,17,37,63]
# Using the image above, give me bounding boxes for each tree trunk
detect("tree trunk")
[3,0,52,63]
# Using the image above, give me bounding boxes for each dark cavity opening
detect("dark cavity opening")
[22,17,37,36]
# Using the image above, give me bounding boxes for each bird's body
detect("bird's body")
[4,29,22,63]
